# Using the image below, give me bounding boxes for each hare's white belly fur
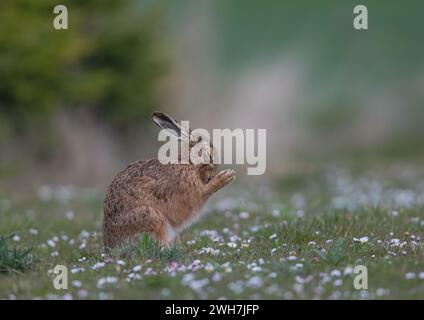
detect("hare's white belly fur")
[166,211,203,242]
[166,224,178,242]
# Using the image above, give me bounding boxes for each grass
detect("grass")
[0,167,423,300]
[0,234,37,274]
[109,234,186,262]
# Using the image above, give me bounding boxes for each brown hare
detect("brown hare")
[103,112,236,248]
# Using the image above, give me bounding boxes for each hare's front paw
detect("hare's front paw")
[204,169,236,196]
[215,169,236,187]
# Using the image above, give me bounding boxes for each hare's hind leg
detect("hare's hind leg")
[151,221,179,246]
[104,205,166,248]
[119,206,177,247]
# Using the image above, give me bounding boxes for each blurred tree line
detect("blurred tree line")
[0,0,167,136]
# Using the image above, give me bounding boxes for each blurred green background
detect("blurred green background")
[0,0,423,189]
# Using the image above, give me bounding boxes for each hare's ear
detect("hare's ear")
[152,112,182,137]
[152,111,192,142]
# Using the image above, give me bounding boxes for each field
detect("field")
[1,166,423,300]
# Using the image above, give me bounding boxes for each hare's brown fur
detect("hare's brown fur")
[103,118,235,248]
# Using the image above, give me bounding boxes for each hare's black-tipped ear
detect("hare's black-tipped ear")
[152,112,181,137]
